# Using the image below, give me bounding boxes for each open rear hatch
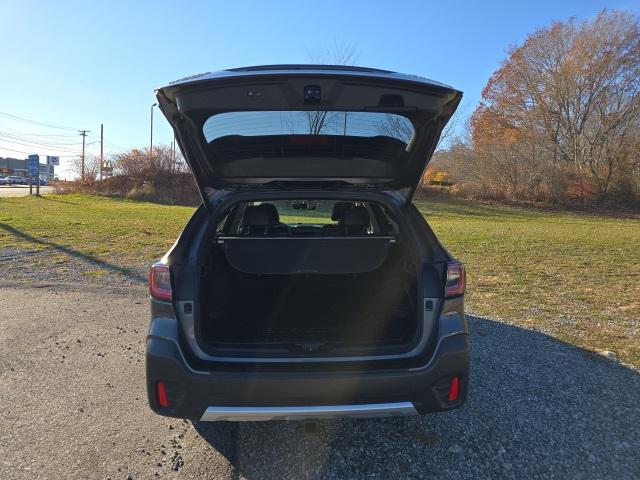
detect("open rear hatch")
[156,65,462,203]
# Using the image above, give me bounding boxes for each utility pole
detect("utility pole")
[99,124,104,181]
[78,130,90,181]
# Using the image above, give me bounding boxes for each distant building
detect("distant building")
[0,157,56,181]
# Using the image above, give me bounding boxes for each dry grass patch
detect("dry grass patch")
[416,197,640,367]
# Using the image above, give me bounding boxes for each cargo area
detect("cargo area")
[196,199,420,356]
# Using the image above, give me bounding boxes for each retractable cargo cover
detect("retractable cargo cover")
[219,237,392,275]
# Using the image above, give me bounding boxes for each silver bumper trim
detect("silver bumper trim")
[200,402,418,421]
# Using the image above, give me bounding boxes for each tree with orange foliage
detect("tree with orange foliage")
[471,10,640,203]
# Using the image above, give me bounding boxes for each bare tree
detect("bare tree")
[305,41,360,66]
[375,114,414,143]
[304,43,360,134]
[437,103,470,150]
[113,144,186,179]
[70,155,101,183]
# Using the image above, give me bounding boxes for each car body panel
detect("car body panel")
[146,299,468,420]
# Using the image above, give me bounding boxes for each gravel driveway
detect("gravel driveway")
[1,280,638,479]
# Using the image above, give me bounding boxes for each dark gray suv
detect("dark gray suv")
[146,65,468,421]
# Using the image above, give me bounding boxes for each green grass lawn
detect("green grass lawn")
[1,193,638,366]
[0,194,193,268]
[415,197,640,367]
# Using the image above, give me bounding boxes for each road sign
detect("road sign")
[28,154,40,176]
[47,156,60,166]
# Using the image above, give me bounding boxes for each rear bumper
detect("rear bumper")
[146,305,469,421]
[200,402,417,421]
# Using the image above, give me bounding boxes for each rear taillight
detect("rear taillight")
[448,376,460,402]
[445,261,466,298]
[149,263,172,301]
[156,380,169,408]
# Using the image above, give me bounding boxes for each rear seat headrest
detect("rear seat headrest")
[258,203,279,225]
[342,206,370,226]
[331,201,355,221]
[243,205,272,226]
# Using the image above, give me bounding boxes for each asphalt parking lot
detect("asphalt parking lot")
[0,185,55,197]
[1,279,638,479]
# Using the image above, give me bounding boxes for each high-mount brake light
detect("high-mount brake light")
[445,261,466,298]
[287,135,330,145]
[149,263,172,301]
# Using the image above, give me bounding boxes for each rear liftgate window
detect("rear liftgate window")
[203,111,414,143]
[202,111,415,181]
[217,199,399,275]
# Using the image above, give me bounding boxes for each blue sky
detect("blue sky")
[1,0,638,178]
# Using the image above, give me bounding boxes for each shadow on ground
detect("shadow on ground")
[194,316,640,479]
[0,223,146,284]
[413,195,539,220]
[37,195,83,205]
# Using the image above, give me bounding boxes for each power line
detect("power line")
[0,136,83,155]
[0,124,78,138]
[0,110,140,164]
[102,139,128,151]
[0,110,80,131]
[0,145,78,157]
[0,131,83,148]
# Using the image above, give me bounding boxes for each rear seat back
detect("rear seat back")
[242,206,272,235]
[243,202,371,237]
[242,203,291,236]
[323,201,355,236]
[342,206,370,236]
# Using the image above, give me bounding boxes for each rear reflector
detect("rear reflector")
[448,376,460,402]
[156,381,169,408]
[149,263,172,301]
[445,261,466,298]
